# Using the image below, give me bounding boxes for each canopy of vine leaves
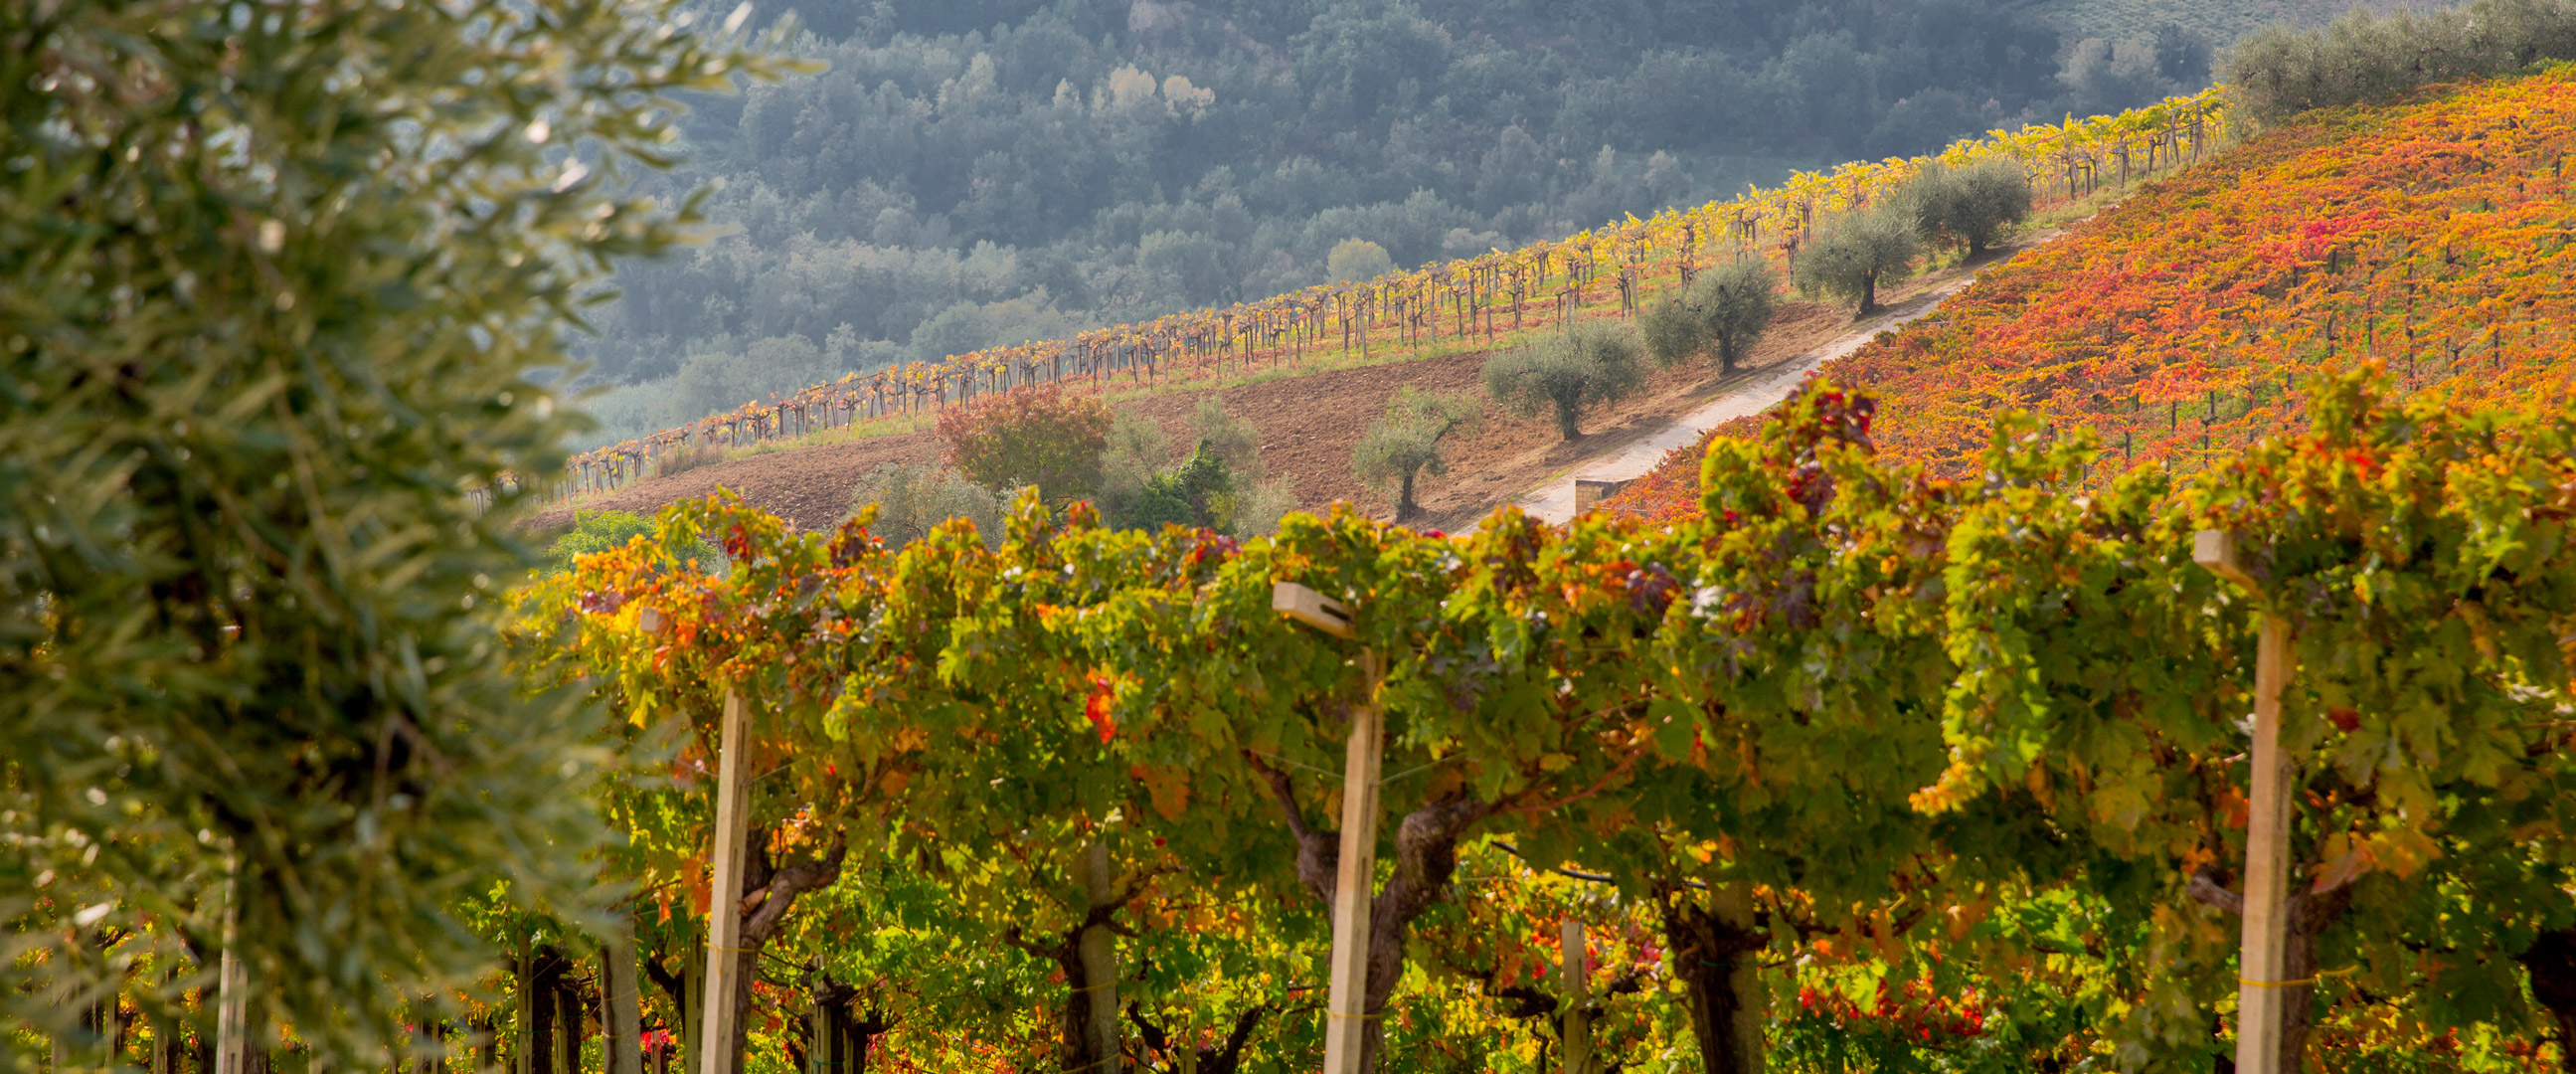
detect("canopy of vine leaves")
[516,367,2576,1072]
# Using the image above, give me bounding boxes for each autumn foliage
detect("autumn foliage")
[1613,65,2576,521]
[935,384,1113,504]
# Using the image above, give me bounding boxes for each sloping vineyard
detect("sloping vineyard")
[523,372,2576,1071]
[1610,66,2576,521]
[538,90,2228,503]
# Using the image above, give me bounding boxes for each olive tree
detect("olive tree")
[0,0,795,1065]
[1641,258,1780,373]
[1351,388,1482,521]
[1481,322,1646,441]
[1898,158,2033,260]
[2223,0,2576,122]
[1794,208,1924,316]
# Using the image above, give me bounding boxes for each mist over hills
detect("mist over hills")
[572,0,2227,446]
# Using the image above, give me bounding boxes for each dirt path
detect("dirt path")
[1504,237,2053,524]
[1510,277,1973,523]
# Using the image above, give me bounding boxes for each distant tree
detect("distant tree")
[2056,36,2171,116]
[1640,259,1780,373]
[1898,159,2033,261]
[1327,239,1397,282]
[2222,0,2576,122]
[848,463,1003,549]
[673,333,830,422]
[1794,209,1923,315]
[0,0,790,1061]
[2151,21,2215,86]
[1482,322,1646,441]
[936,386,1114,504]
[1351,388,1482,521]
[911,301,996,363]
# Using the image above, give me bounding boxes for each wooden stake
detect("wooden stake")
[603,919,645,1074]
[1078,839,1118,1071]
[1561,920,1592,1074]
[1274,581,1380,1073]
[214,886,247,1074]
[698,689,754,1074]
[2236,614,2294,1074]
[2194,530,2294,1074]
[1319,650,1384,1074]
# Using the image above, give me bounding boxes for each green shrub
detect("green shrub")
[1123,444,1240,533]
[547,510,656,572]
[1188,396,1263,475]
[1641,259,1780,373]
[1228,476,1304,538]
[1482,322,1646,441]
[1098,398,1298,535]
[1095,411,1174,522]
[849,463,1003,549]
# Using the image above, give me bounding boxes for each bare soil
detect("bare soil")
[528,263,1977,535]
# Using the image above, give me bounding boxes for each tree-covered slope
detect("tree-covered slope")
[573,0,2220,443]
[2033,0,2404,44]
[1607,63,2576,520]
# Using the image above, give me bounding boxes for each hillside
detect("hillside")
[1605,64,2576,521]
[529,276,1950,532]
[531,79,2213,534]
[568,0,2219,444]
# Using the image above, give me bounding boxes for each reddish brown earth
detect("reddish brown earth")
[528,278,1952,535]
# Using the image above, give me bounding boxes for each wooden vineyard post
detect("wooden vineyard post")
[2195,530,2294,1074]
[699,689,755,1074]
[603,917,646,1074]
[1324,650,1384,1074]
[214,874,247,1074]
[1274,583,1377,1074]
[1078,838,1119,1071]
[1561,920,1591,1074]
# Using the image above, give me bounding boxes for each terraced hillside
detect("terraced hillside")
[1608,65,2576,520]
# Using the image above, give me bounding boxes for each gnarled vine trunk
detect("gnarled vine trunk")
[2187,869,2352,1072]
[724,830,846,1074]
[2518,928,2576,1072]
[1248,752,1496,1074]
[1655,882,1767,1074]
[1003,842,1133,1074]
[1008,908,1122,1073]
[1128,1002,1273,1074]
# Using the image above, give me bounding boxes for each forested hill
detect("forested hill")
[574,0,2219,445]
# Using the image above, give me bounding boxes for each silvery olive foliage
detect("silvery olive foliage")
[0,0,802,1065]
